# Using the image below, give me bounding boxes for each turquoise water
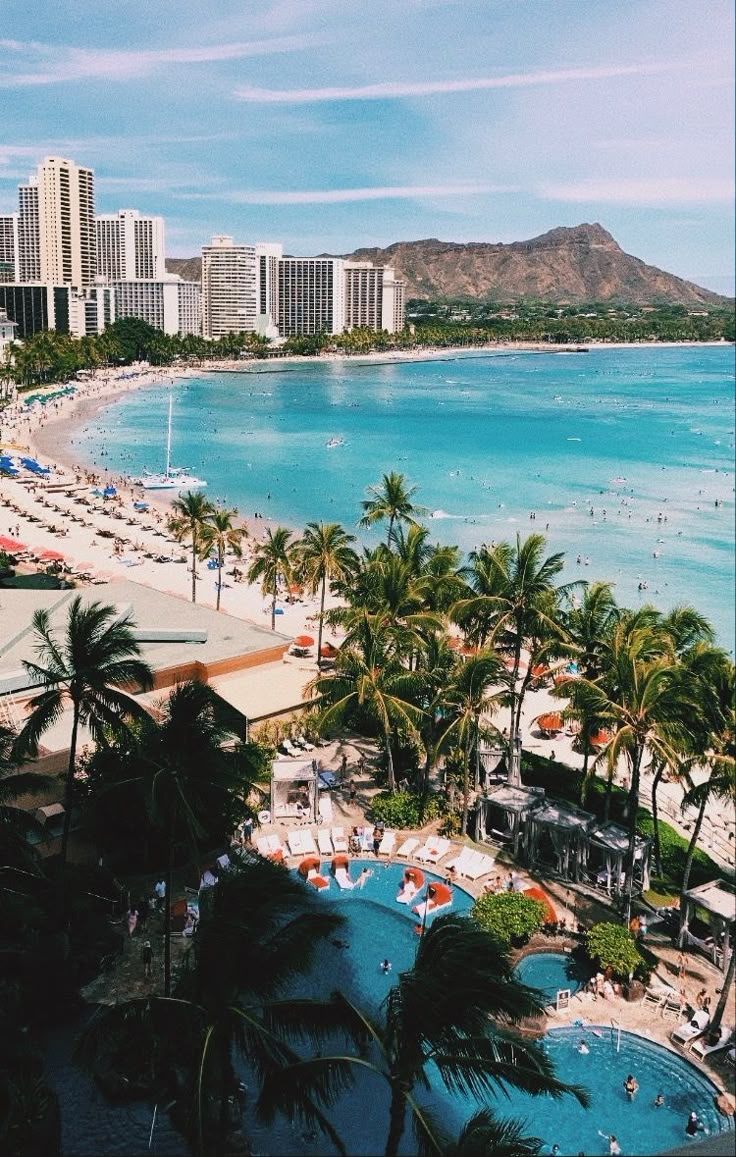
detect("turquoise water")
[515,950,590,1002]
[47,862,729,1155]
[76,344,735,650]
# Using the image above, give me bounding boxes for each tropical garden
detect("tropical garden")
[0,469,733,1155]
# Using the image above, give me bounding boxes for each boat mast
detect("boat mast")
[165,393,172,478]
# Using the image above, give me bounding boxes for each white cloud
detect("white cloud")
[234,60,687,103]
[177,182,515,205]
[0,36,315,87]
[540,177,735,205]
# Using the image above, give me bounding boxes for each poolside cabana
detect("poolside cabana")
[270,758,319,824]
[523,800,595,882]
[679,879,736,973]
[477,743,506,787]
[587,821,651,898]
[475,783,544,857]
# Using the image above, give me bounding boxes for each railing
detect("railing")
[611,1017,622,1053]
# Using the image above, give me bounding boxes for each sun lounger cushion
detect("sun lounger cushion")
[318,829,333,855]
[396,836,420,858]
[300,830,318,856]
[691,1026,735,1059]
[332,826,348,853]
[672,1011,710,1044]
[378,830,396,856]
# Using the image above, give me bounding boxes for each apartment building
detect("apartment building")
[255,242,282,337]
[344,262,384,331]
[0,283,113,339]
[17,184,40,282]
[381,266,405,333]
[96,209,165,281]
[201,235,258,339]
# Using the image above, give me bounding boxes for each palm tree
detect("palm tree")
[311,614,424,792]
[169,490,214,604]
[295,522,357,665]
[142,680,262,996]
[441,653,506,834]
[359,471,428,545]
[443,1109,542,1157]
[13,597,153,870]
[452,535,576,782]
[247,526,296,630]
[559,582,619,802]
[264,913,587,1157]
[201,508,247,611]
[570,623,691,922]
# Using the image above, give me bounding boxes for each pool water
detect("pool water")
[515,950,590,1003]
[47,860,731,1156]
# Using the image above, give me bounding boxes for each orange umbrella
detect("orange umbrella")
[39,549,65,562]
[524,885,558,925]
[320,642,337,657]
[537,712,564,733]
[590,729,613,748]
[531,664,549,678]
[447,637,462,650]
[294,634,314,647]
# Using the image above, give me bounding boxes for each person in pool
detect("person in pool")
[623,1074,638,1099]
[653,1093,665,1108]
[577,1038,589,1054]
[685,1112,703,1137]
[598,1133,621,1155]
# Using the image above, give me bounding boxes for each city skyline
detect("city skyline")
[1,0,734,295]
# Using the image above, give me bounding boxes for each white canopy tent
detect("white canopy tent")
[270,758,319,824]
[523,800,595,882]
[587,821,651,898]
[679,879,735,973]
[475,784,544,857]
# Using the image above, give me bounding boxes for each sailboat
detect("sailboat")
[135,394,207,491]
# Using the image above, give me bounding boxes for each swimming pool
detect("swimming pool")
[48,860,731,1155]
[515,950,590,1003]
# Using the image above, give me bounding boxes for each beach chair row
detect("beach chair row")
[392,836,495,879]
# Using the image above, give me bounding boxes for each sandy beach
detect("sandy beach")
[1,350,733,868]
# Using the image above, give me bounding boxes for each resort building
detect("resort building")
[201,235,258,339]
[255,241,282,337]
[27,157,97,288]
[278,256,346,337]
[96,209,166,281]
[381,266,406,333]
[17,183,40,282]
[344,262,384,331]
[111,276,201,337]
[0,215,19,283]
[0,283,114,339]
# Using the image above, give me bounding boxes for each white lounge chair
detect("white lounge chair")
[464,851,496,880]
[332,826,348,853]
[263,834,285,862]
[280,738,299,756]
[300,830,318,856]
[294,734,315,751]
[318,828,333,856]
[334,865,355,890]
[644,983,675,1009]
[396,836,420,858]
[691,1025,735,1060]
[287,829,305,856]
[416,837,450,864]
[378,829,397,857]
[444,846,475,874]
[672,1010,710,1048]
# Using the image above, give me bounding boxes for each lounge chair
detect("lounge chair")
[671,1010,710,1048]
[287,829,305,856]
[413,882,453,919]
[644,983,675,1009]
[464,851,496,880]
[332,826,348,853]
[691,1025,735,1060]
[279,738,300,757]
[661,991,687,1020]
[378,829,397,857]
[300,830,318,856]
[444,846,475,874]
[294,734,315,751]
[334,864,355,890]
[416,837,450,864]
[318,828,333,856]
[396,836,420,858]
[264,835,284,862]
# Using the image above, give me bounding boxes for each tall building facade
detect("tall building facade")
[0,283,112,339]
[381,266,405,333]
[255,242,282,336]
[0,215,19,283]
[344,262,384,330]
[96,209,165,281]
[17,184,40,282]
[278,257,346,337]
[111,276,200,337]
[201,235,257,339]
[35,157,96,288]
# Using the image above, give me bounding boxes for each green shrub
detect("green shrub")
[473,892,546,947]
[636,815,717,889]
[369,791,442,829]
[585,922,642,979]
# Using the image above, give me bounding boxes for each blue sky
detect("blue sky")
[1,0,734,293]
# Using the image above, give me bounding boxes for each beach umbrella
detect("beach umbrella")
[590,729,613,748]
[537,712,564,733]
[73,562,95,574]
[0,535,27,553]
[320,642,338,657]
[531,664,549,679]
[294,634,315,647]
[38,549,65,562]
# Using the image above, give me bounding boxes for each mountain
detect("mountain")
[165,257,203,283]
[166,224,727,305]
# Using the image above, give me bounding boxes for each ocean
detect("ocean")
[73,345,735,651]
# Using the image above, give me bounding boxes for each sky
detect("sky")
[1,0,734,294]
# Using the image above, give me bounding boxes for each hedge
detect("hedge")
[370,791,443,830]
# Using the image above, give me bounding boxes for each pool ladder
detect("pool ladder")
[611,1017,622,1053]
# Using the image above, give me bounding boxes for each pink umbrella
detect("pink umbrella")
[0,535,27,553]
[38,549,65,562]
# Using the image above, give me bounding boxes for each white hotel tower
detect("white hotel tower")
[96,209,165,281]
[17,157,97,288]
